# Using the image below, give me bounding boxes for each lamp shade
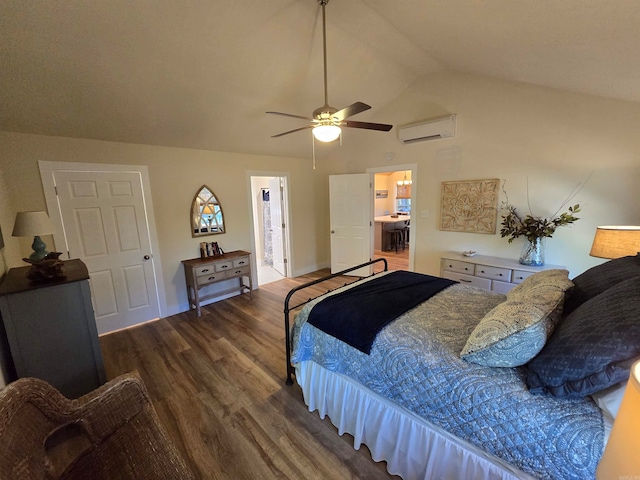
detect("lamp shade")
[589,226,640,259]
[596,360,640,479]
[12,211,55,237]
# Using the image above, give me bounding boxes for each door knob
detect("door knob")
[143,255,151,260]
[331,230,335,234]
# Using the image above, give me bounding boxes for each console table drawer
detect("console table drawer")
[196,272,227,286]
[475,264,512,282]
[441,259,475,275]
[233,258,250,268]
[228,266,250,278]
[214,261,233,272]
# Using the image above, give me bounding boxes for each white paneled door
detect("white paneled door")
[329,173,373,276]
[268,177,287,277]
[48,169,161,334]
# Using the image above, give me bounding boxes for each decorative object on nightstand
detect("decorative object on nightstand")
[589,226,640,259]
[500,181,584,266]
[596,360,640,479]
[21,251,65,282]
[11,211,56,262]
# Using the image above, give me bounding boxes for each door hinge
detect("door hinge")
[284,258,288,264]
[282,223,285,228]
[54,186,58,195]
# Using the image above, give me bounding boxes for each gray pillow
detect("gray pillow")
[461,270,572,367]
[563,254,640,315]
[527,276,640,397]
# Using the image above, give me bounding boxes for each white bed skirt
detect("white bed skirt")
[295,361,535,480]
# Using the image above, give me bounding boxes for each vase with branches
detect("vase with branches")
[500,180,585,265]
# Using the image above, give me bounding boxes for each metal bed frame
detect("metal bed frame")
[283,258,388,385]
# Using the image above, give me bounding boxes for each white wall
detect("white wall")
[0,133,329,318]
[324,71,640,277]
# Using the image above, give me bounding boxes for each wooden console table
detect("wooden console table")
[182,250,252,317]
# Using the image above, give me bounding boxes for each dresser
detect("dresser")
[0,259,106,398]
[182,250,252,317]
[440,252,566,294]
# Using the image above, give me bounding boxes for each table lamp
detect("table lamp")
[596,360,640,478]
[589,226,640,259]
[12,211,56,262]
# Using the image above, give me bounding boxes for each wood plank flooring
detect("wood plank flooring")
[99,269,400,480]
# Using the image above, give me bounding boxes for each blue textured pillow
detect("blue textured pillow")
[527,276,640,397]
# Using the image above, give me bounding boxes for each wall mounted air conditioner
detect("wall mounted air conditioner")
[398,114,457,144]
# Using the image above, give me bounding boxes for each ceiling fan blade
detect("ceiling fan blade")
[266,111,314,121]
[333,102,371,121]
[343,120,393,132]
[271,125,313,138]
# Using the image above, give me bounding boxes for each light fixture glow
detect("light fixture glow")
[313,124,341,143]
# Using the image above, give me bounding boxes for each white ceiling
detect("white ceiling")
[1,0,639,159]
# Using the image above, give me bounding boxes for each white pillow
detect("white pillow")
[591,381,627,419]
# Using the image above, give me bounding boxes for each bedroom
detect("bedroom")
[1,1,640,478]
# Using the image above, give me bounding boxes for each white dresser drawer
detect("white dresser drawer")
[475,264,512,283]
[512,270,535,284]
[441,259,475,275]
[492,280,516,294]
[441,271,492,290]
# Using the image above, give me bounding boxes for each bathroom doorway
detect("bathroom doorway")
[249,175,291,286]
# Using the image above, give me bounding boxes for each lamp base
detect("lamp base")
[29,235,49,262]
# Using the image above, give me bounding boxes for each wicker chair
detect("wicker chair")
[0,373,194,479]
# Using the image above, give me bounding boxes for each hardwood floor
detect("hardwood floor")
[374,246,409,271]
[100,271,399,480]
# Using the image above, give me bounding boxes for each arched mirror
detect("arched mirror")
[191,185,225,237]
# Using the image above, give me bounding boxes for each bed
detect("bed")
[283,255,640,480]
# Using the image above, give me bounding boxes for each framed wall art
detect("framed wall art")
[440,179,499,234]
[375,190,388,199]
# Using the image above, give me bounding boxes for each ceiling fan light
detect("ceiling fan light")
[313,124,341,142]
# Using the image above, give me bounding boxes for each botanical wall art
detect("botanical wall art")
[440,179,500,234]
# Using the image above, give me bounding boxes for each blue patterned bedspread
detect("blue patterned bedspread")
[291,275,604,480]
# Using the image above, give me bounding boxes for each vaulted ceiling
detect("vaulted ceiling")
[1,1,638,159]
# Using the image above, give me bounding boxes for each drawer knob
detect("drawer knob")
[499,273,503,276]
[235,270,242,274]
[208,276,215,281]
[460,279,472,283]
[480,270,485,273]
[221,265,228,269]
[238,261,245,265]
[202,268,209,273]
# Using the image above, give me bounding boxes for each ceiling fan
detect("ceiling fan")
[267,0,393,146]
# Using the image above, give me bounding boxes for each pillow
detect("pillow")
[526,276,640,398]
[563,254,640,315]
[590,381,627,419]
[461,270,572,367]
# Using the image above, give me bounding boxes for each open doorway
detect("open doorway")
[368,164,417,271]
[249,175,291,286]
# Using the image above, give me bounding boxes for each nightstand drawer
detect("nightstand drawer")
[441,259,475,275]
[475,264,512,282]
